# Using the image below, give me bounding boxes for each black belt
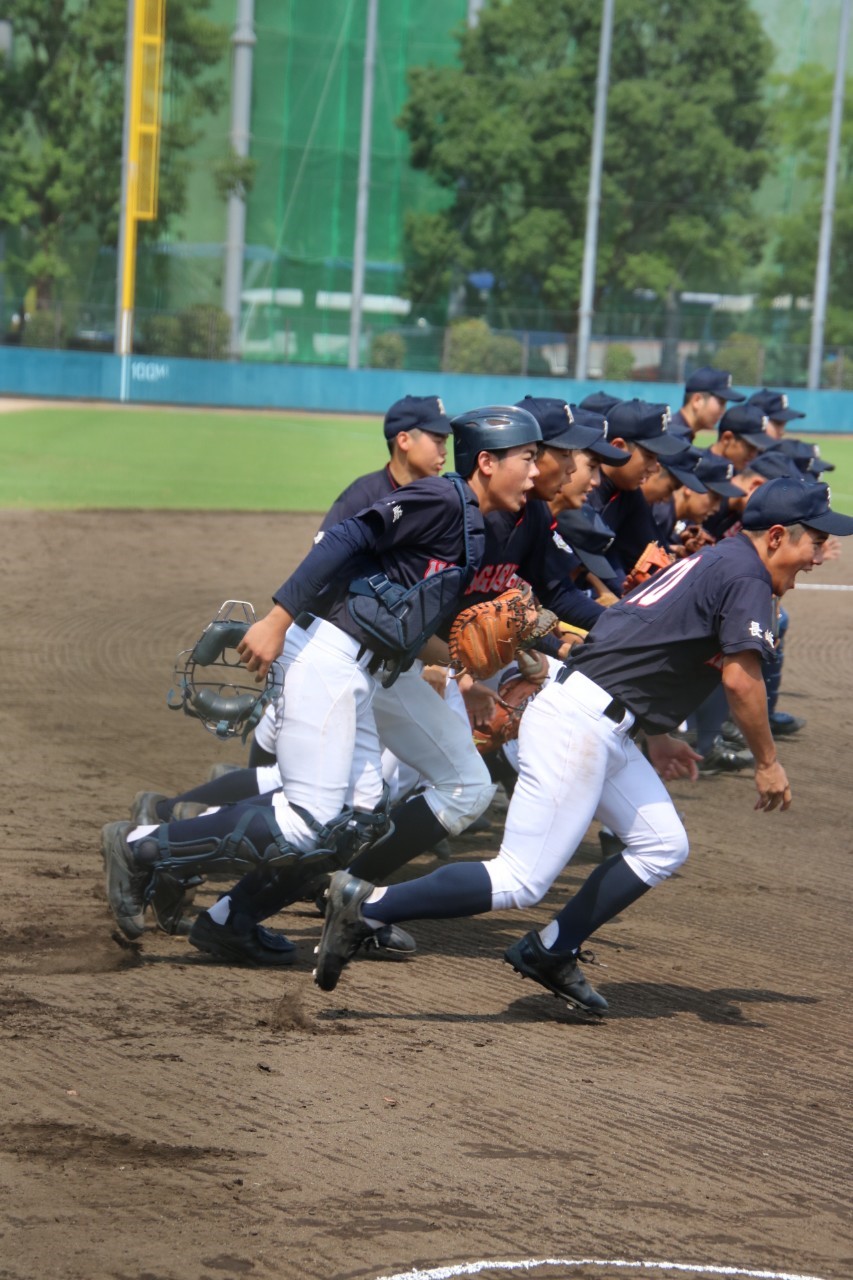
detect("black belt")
[293,611,315,630]
[556,666,640,738]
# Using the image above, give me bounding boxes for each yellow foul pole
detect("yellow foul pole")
[116,0,165,370]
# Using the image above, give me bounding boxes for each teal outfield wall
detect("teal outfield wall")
[1,348,851,432]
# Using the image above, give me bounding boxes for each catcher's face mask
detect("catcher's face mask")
[168,600,283,741]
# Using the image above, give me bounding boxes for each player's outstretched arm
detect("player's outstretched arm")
[722,650,792,812]
[237,603,293,682]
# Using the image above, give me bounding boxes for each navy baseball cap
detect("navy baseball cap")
[567,405,630,463]
[578,391,622,415]
[514,394,627,455]
[718,404,778,452]
[693,453,743,498]
[556,507,617,579]
[749,450,800,481]
[685,366,745,402]
[741,477,853,534]
[777,437,835,475]
[607,399,686,457]
[747,388,805,423]
[514,397,615,451]
[383,395,451,439]
[660,443,708,492]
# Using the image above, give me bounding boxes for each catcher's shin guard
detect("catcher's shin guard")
[137,803,356,935]
[341,783,394,862]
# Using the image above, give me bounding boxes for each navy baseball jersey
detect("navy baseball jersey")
[650,497,677,545]
[567,534,777,733]
[320,465,398,531]
[274,477,486,647]
[448,498,603,632]
[586,476,663,585]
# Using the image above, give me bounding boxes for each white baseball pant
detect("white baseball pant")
[486,670,689,911]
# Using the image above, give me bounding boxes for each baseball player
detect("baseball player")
[746,389,806,442]
[339,397,615,890]
[668,366,745,442]
[313,477,853,1012]
[321,394,452,526]
[103,405,542,962]
[584,398,687,589]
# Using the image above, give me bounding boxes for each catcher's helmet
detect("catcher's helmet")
[451,404,542,480]
[168,601,282,741]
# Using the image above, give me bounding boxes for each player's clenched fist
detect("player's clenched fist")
[753,760,792,812]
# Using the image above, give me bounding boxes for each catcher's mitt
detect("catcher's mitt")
[448,584,558,680]
[470,672,542,754]
[622,543,674,594]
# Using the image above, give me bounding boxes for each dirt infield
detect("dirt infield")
[2,510,851,1280]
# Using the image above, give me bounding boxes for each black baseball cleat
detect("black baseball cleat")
[697,734,754,776]
[720,720,747,750]
[360,924,417,959]
[188,910,297,966]
[769,711,806,737]
[313,871,377,991]
[504,930,608,1016]
[102,820,151,939]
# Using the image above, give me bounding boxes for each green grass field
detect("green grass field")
[1,402,851,513]
[0,405,388,511]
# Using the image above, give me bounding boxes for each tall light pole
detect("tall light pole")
[807,0,851,389]
[575,0,615,381]
[348,0,379,371]
[223,0,256,359]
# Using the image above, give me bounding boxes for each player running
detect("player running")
[313,477,853,1013]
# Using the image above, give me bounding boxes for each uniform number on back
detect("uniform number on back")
[628,555,700,608]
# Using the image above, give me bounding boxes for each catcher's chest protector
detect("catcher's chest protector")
[347,475,476,686]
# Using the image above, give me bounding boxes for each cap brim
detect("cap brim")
[742,432,780,453]
[640,433,693,458]
[718,389,746,402]
[665,464,707,493]
[543,423,606,451]
[770,407,806,422]
[805,511,853,535]
[704,478,743,498]
[588,440,631,464]
[574,545,618,578]
[811,459,835,472]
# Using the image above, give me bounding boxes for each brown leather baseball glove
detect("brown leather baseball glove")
[448,584,558,680]
[622,543,673,594]
[469,672,542,754]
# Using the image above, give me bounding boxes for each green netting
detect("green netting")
[241,0,467,362]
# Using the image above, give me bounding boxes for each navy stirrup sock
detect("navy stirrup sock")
[360,861,493,924]
[162,791,274,846]
[348,794,447,882]
[552,853,650,953]
[170,768,262,809]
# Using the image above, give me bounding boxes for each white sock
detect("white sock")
[128,823,157,843]
[207,896,231,925]
[539,920,559,950]
[363,885,387,931]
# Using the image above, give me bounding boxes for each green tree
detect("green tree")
[0,0,226,307]
[399,0,772,328]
